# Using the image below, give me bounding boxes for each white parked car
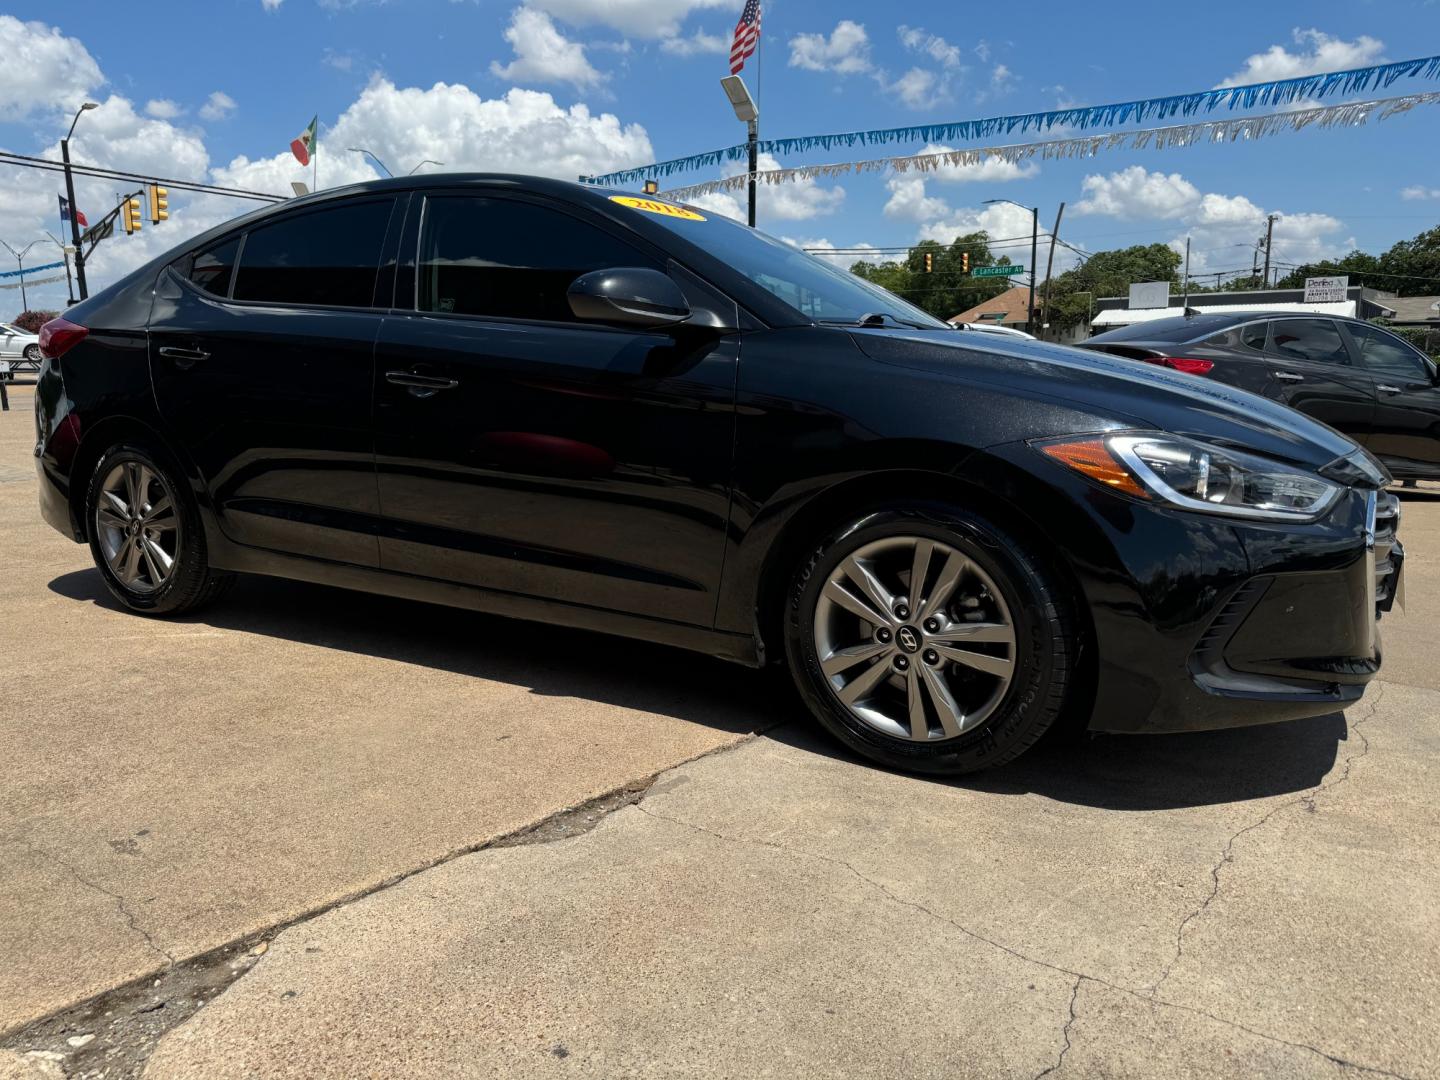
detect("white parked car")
[0,322,42,379]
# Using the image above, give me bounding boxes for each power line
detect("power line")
[0,150,286,203]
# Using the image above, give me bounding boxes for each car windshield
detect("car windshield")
[630,200,948,329]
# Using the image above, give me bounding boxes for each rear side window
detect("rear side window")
[233,199,394,308]
[1269,319,1350,365]
[1349,323,1433,381]
[188,236,240,297]
[416,195,659,322]
[1240,323,1268,351]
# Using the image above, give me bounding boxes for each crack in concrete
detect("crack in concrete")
[634,746,1414,1080]
[10,835,174,967]
[1034,975,1082,1079]
[1148,683,1384,1000]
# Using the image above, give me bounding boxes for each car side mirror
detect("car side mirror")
[568,267,691,328]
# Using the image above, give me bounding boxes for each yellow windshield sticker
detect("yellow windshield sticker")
[609,195,706,221]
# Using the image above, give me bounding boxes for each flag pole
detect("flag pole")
[314,118,319,190]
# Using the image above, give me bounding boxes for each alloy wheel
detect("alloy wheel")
[812,535,1016,742]
[95,461,180,594]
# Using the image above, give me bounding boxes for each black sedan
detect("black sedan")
[33,175,1401,775]
[1083,311,1440,481]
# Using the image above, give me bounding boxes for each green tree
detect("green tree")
[850,231,1014,320]
[1045,243,1182,331]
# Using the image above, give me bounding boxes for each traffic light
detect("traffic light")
[149,184,168,224]
[962,251,970,273]
[123,196,143,235]
[923,251,933,273]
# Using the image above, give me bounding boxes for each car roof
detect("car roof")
[1089,309,1371,344]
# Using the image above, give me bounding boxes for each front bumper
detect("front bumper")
[1087,486,1394,734]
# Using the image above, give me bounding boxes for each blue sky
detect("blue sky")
[2,0,1438,313]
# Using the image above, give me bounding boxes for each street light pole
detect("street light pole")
[985,198,1039,332]
[44,231,75,305]
[62,102,98,303]
[720,76,759,227]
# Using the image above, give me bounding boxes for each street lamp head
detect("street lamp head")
[81,102,99,111]
[720,75,758,123]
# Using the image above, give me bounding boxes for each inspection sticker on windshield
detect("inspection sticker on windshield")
[610,195,705,221]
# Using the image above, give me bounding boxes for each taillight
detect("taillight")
[1142,355,1214,375]
[38,317,88,360]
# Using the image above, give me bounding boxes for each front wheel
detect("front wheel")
[784,504,1079,775]
[23,344,41,365]
[85,444,233,615]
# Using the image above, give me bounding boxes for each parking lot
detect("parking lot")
[2,379,1438,1078]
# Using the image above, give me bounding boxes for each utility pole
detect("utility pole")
[1262,213,1277,289]
[62,102,99,302]
[720,77,759,228]
[44,231,75,305]
[1182,236,1191,310]
[1040,202,1065,341]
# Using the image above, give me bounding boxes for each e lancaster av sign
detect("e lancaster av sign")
[1304,276,1349,303]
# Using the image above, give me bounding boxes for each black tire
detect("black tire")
[85,443,234,616]
[783,503,1078,775]
[23,344,41,364]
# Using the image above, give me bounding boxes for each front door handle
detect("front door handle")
[158,345,210,370]
[385,370,459,391]
[1273,371,1305,382]
[1376,384,1403,395]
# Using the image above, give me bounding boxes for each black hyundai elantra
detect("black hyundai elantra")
[33,175,1403,774]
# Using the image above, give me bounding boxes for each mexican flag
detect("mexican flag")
[290,116,317,166]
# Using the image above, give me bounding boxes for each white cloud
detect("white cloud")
[145,99,182,120]
[0,15,104,121]
[1401,185,1440,200]
[789,20,873,74]
[882,177,951,222]
[1069,166,1349,277]
[262,0,283,10]
[687,191,745,221]
[524,0,735,40]
[660,29,728,56]
[1073,166,1201,219]
[1217,28,1384,87]
[490,7,605,90]
[199,91,237,122]
[897,25,961,68]
[885,68,946,110]
[727,153,843,221]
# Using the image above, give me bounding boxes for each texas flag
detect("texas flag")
[290,115,317,167]
[58,195,88,228]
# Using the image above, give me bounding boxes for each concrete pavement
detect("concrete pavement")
[3,379,1438,1078]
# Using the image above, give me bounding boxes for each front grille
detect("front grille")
[1374,491,1402,615]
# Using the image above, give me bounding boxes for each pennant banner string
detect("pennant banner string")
[580,53,1440,187]
[652,93,1440,203]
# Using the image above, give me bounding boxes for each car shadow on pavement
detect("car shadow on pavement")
[52,568,1350,813]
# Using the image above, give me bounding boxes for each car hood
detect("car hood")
[850,328,1363,473]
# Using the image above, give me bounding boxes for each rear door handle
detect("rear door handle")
[385,370,459,391]
[1273,371,1305,382]
[158,346,210,369]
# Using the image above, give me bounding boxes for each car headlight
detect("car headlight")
[1036,432,1342,522]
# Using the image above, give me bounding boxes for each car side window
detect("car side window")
[1268,319,1350,366]
[1239,323,1268,351]
[416,195,659,323]
[233,198,395,308]
[187,236,241,298]
[1349,323,1433,382]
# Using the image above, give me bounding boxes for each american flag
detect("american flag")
[730,0,761,75]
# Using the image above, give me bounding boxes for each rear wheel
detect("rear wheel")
[784,504,1078,775]
[85,445,233,615]
[23,344,41,365]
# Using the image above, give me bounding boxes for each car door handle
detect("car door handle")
[1273,371,1305,382]
[158,346,210,369]
[385,370,459,391]
[1376,384,1403,395]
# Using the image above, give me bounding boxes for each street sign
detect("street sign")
[972,264,1024,278]
[1128,281,1169,310]
[1304,275,1349,303]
